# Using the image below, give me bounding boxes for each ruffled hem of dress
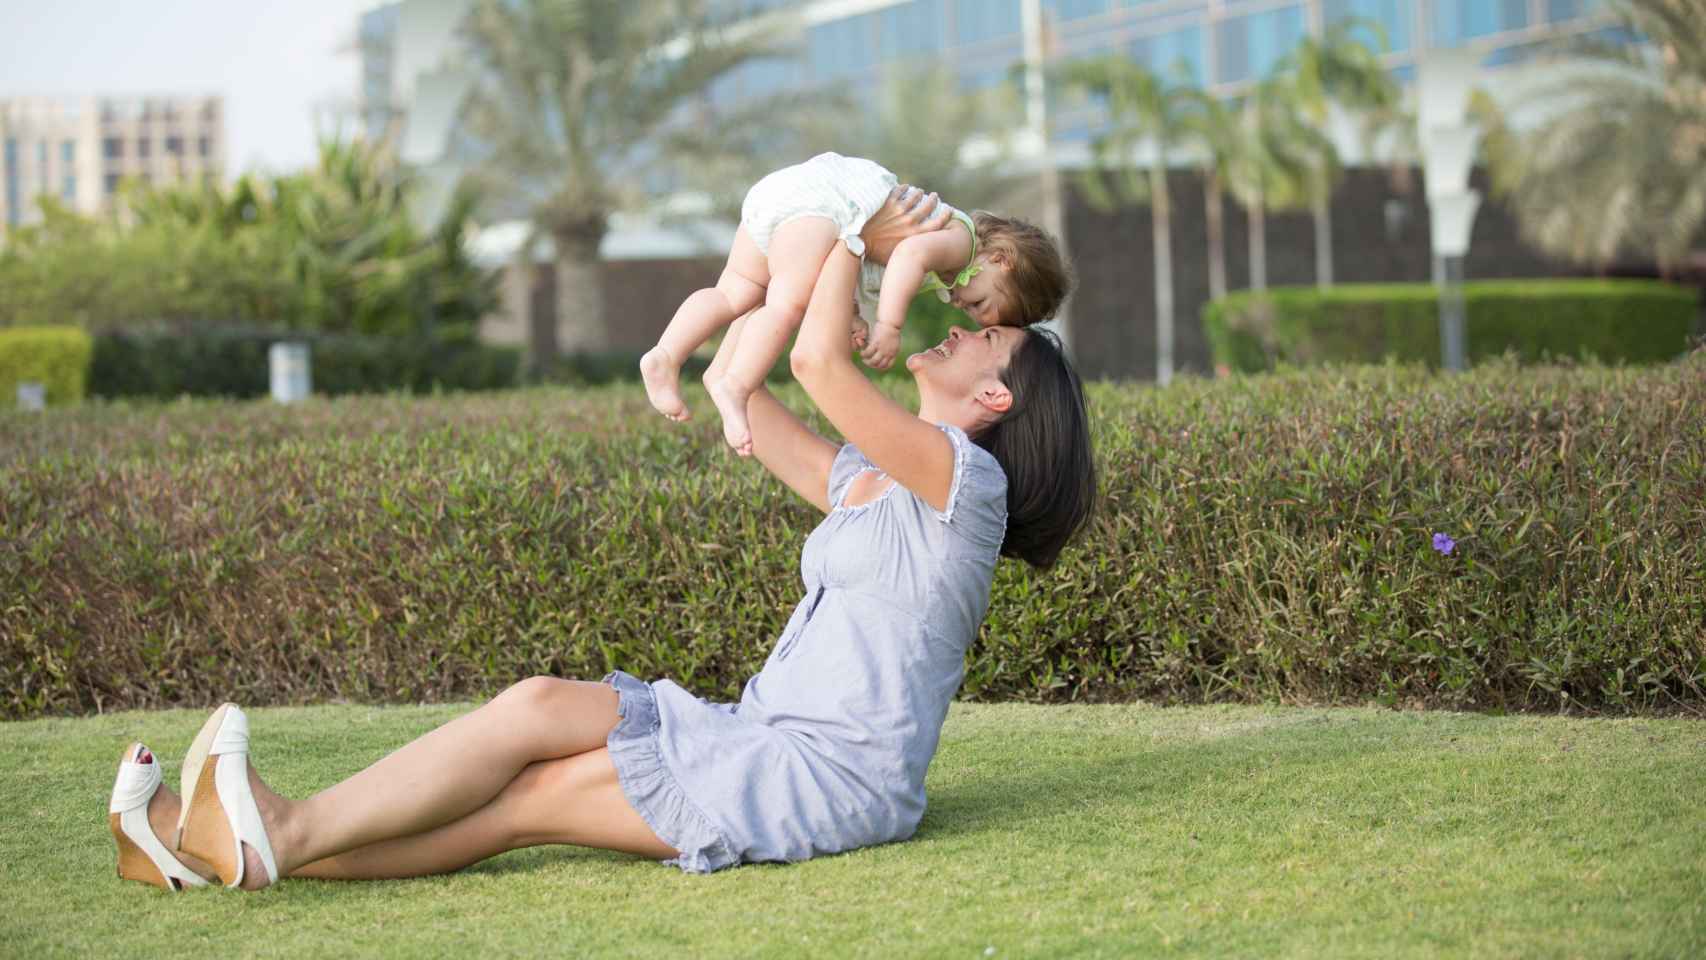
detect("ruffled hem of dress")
[601,670,740,874]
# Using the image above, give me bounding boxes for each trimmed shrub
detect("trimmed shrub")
[88,329,521,399]
[0,325,93,407]
[1203,279,1700,373]
[3,353,1702,719]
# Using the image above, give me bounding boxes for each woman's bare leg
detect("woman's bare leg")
[707,217,840,455]
[290,748,676,881]
[236,677,629,888]
[641,227,768,422]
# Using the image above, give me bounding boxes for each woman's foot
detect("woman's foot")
[176,704,286,890]
[640,346,690,422]
[706,377,753,456]
[109,743,216,891]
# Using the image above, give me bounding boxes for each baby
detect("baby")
[640,152,1070,454]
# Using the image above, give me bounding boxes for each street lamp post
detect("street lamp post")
[1416,47,1483,374]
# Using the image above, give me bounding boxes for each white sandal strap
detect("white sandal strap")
[211,707,280,886]
[109,757,161,815]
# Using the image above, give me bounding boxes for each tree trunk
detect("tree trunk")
[549,219,609,361]
[1248,182,1268,294]
[1151,163,1174,387]
[524,253,556,374]
[1312,167,1334,288]
[1205,167,1226,303]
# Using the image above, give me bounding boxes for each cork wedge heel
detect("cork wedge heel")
[175,704,279,889]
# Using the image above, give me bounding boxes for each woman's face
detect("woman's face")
[906,324,1023,425]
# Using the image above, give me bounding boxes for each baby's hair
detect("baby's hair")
[972,212,1073,326]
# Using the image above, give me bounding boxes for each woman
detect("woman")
[107,186,1097,890]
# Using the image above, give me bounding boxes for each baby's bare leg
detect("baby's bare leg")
[709,217,840,455]
[642,227,767,421]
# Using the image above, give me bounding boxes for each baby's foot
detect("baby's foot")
[707,379,753,456]
[640,347,690,421]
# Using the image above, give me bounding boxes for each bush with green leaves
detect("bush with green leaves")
[88,329,521,399]
[4,353,1702,719]
[0,325,93,407]
[1204,279,1700,373]
[0,140,497,340]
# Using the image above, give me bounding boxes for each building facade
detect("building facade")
[705,0,1610,115]
[0,95,226,237]
[354,0,1622,374]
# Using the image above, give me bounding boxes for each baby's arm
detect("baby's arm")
[862,226,975,369]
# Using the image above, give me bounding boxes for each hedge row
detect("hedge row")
[1203,279,1701,373]
[89,329,522,399]
[3,353,1704,718]
[0,326,93,407]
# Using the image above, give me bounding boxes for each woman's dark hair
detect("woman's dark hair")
[972,327,1097,569]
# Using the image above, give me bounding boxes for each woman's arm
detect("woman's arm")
[789,243,956,512]
[709,313,839,512]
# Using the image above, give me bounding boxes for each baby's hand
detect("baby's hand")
[860,322,902,370]
[850,316,870,352]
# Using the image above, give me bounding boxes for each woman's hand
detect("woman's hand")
[858,185,953,265]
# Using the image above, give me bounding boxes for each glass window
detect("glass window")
[1324,0,1412,53]
[166,136,184,156]
[1216,4,1307,84]
[104,137,123,159]
[62,175,76,202]
[808,14,877,80]
[953,0,1020,45]
[1053,0,1110,19]
[1546,0,1599,21]
[37,140,47,173]
[62,140,75,166]
[104,173,121,195]
[879,0,944,60]
[137,138,152,159]
[1432,0,1527,45]
[1132,25,1205,84]
[198,137,212,157]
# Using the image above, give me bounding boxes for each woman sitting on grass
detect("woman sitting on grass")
[105,187,1097,890]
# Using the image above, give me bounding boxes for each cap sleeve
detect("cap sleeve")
[934,424,1008,549]
[827,443,868,508]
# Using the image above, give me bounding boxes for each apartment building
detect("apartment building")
[0,95,226,236]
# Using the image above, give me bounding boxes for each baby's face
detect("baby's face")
[948,258,1016,328]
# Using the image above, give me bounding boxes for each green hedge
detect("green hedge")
[1203,280,1700,373]
[4,355,1703,719]
[89,329,522,399]
[0,325,93,408]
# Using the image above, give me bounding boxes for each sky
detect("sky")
[0,0,379,177]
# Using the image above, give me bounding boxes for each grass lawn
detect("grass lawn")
[2,701,1702,958]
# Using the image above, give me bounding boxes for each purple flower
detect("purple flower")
[1432,532,1456,556]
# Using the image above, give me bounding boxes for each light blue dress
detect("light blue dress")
[602,424,1008,873]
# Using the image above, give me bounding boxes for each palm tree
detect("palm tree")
[1474,0,1706,271]
[1277,20,1404,287]
[456,0,788,364]
[1182,91,1239,303]
[1061,57,1200,385]
[1229,75,1329,294]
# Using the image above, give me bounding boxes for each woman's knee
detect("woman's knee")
[487,676,621,755]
